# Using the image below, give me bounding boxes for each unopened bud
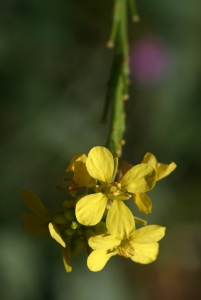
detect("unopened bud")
[52,212,70,224]
[64,208,75,222]
[77,227,85,236]
[62,226,76,237]
[71,221,82,230]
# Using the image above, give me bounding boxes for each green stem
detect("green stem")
[107,0,121,48]
[120,0,129,74]
[105,69,125,157]
[105,0,130,158]
[128,0,140,22]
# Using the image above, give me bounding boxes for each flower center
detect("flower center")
[105,182,131,200]
[118,240,135,258]
[106,182,122,196]
[93,182,131,200]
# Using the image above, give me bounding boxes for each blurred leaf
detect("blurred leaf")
[21,212,48,235]
[20,189,50,218]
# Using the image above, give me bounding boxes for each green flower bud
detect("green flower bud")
[64,208,75,222]
[76,227,85,240]
[70,236,86,256]
[62,226,76,237]
[52,212,70,224]
[77,227,84,236]
[71,221,82,230]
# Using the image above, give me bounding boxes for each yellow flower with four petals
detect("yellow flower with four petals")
[76,146,156,239]
[87,224,166,271]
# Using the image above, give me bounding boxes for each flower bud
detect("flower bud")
[77,228,86,240]
[64,208,75,222]
[71,221,82,230]
[52,212,70,224]
[62,226,76,237]
[77,227,85,236]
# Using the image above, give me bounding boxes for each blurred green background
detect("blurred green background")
[0,0,201,299]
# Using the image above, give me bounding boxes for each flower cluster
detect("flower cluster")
[21,146,176,272]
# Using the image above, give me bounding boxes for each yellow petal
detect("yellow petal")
[106,200,135,240]
[120,164,156,193]
[156,162,177,180]
[130,225,166,244]
[66,154,86,172]
[74,160,96,187]
[75,193,108,226]
[133,193,152,214]
[86,146,114,183]
[21,212,48,235]
[61,245,72,272]
[141,153,177,181]
[88,234,120,251]
[48,222,66,247]
[87,250,117,272]
[20,189,50,218]
[141,152,157,169]
[130,243,159,264]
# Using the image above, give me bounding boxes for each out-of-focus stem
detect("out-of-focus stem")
[105,0,130,157]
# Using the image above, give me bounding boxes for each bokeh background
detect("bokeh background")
[1,0,201,299]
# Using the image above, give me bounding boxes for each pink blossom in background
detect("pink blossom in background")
[130,36,172,85]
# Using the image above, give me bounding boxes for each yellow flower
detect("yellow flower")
[133,152,177,214]
[87,225,166,272]
[66,154,96,188]
[76,146,156,239]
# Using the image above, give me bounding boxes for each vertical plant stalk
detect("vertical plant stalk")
[104,0,130,158]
